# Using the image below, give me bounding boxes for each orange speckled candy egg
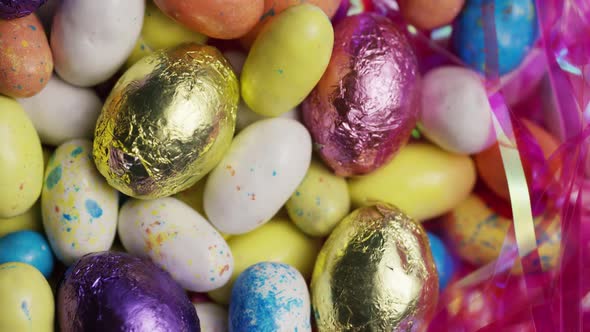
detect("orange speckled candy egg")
[475,119,560,201]
[0,14,52,98]
[239,0,341,49]
[153,0,264,39]
[443,194,560,274]
[398,0,465,30]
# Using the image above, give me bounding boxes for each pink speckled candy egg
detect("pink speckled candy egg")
[302,13,420,176]
[0,14,52,98]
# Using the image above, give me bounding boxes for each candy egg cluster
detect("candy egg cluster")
[0,0,567,331]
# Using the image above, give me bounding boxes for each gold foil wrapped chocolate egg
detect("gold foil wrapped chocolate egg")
[93,44,239,199]
[311,203,438,332]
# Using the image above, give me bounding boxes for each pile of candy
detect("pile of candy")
[1,0,588,331]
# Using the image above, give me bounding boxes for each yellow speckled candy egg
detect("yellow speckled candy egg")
[241,4,334,117]
[0,96,44,218]
[41,139,119,265]
[208,218,321,305]
[118,197,233,292]
[348,143,476,221]
[125,1,207,67]
[0,262,54,332]
[443,194,561,274]
[286,159,350,236]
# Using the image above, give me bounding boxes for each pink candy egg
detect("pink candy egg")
[302,13,420,176]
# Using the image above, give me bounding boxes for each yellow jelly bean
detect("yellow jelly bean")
[286,159,350,236]
[0,262,54,332]
[348,143,476,221]
[208,218,321,304]
[443,194,560,274]
[125,1,207,67]
[241,4,334,117]
[0,96,44,218]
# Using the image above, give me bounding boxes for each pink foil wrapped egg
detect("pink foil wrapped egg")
[302,13,420,176]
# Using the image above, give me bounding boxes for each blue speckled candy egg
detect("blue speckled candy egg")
[229,262,311,332]
[427,232,455,291]
[452,0,537,75]
[0,230,54,277]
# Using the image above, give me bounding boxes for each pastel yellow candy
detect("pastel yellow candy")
[0,201,43,238]
[125,1,207,67]
[286,159,350,236]
[348,143,476,221]
[443,194,560,274]
[208,219,321,304]
[0,96,44,218]
[0,262,54,332]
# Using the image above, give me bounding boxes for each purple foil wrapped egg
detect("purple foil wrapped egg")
[0,0,46,19]
[302,13,420,176]
[58,251,200,332]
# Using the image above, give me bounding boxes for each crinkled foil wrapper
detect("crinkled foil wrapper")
[311,203,438,332]
[93,44,239,199]
[302,13,420,176]
[0,0,46,20]
[57,252,200,332]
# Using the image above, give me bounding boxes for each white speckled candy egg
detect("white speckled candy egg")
[193,302,228,332]
[204,118,312,234]
[118,197,233,292]
[229,262,311,332]
[41,139,118,265]
[50,0,144,87]
[18,74,102,146]
[419,66,496,154]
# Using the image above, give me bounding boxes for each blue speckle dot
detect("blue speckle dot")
[28,25,36,31]
[277,69,284,74]
[272,170,277,177]
[21,301,31,321]
[70,146,83,157]
[46,165,62,190]
[63,213,72,221]
[295,191,301,197]
[66,228,71,232]
[85,200,103,218]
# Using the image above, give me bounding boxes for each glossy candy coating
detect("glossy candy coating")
[452,0,537,75]
[426,232,455,290]
[302,13,420,176]
[348,143,476,221]
[153,0,264,39]
[241,4,334,117]
[0,230,54,277]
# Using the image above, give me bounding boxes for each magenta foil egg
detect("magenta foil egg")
[302,13,420,176]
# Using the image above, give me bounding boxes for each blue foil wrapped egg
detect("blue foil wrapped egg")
[0,230,54,277]
[452,0,537,75]
[229,262,311,332]
[427,232,456,291]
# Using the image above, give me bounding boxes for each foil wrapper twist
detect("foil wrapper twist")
[93,43,239,199]
[57,251,200,332]
[311,203,439,331]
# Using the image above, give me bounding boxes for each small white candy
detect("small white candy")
[419,66,496,154]
[204,118,312,234]
[51,0,144,86]
[18,75,102,146]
